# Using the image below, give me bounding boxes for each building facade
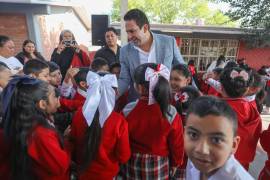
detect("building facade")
[0,0,91,60]
[112,23,270,70]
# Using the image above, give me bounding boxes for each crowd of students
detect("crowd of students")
[0,11,270,180]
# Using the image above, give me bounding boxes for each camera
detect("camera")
[63,40,76,47]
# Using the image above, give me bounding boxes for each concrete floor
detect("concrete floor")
[249,115,270,179]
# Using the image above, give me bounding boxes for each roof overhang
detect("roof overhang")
[111,22,248,39]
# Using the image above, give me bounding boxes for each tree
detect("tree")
[111,0,235,26]
[218,0,270,47]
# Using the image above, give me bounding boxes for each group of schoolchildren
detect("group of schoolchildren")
[0,53,270,180]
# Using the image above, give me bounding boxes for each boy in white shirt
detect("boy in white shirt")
[184,96,254,180]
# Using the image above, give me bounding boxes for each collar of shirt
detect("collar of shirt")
[244,94,256,102]
[186,155,253,180]
[133,37,156,64]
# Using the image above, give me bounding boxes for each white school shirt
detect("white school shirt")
[185,155,254,180]
[133,39,156,64]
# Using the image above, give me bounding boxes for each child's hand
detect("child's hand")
[64,68,79,84]
[64,125,71,138]
[69,68,80,78]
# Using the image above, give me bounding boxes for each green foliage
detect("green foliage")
[111,0,235,26]
[218,0,270,47]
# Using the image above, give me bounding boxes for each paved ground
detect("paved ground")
[249,115,270,179]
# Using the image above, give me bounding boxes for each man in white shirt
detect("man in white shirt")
[118,9,185,101]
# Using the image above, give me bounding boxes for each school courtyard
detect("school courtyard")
[250,114,270,178]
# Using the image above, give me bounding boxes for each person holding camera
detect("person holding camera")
[51,29,90,81]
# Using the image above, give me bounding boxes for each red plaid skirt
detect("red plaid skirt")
[121,153,170,179]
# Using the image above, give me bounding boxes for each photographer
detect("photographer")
[51,29,90,81]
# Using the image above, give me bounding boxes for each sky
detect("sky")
[85,0,230,14]
[86,0,113,14]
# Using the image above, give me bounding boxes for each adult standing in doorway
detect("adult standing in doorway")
[118,9,185,102]
[94,27,121,66]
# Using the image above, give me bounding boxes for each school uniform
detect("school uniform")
[115,91,129,113]
[186,155,254,180]
[205,78,222,97]
[59,88,86,112]
[69,108,131,180]
[259,124,270,180]
[207,86,221,97]
[122,99,184,179]
[27,124,70,180]
[224,97,262,169]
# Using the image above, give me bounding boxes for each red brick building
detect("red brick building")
[0,0,91,60]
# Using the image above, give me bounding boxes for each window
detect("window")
[179,38,239,71]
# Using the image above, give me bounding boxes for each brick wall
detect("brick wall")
[238,41,270,69]
[0,13,29,54]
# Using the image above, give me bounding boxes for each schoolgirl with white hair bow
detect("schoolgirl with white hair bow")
[121,63,184,179]
[68,71,131,179]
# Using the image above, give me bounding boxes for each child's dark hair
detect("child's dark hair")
[250,69,264,88]
[172,64,191,78]
[188,60,195,66]
[256,89,266,113]
[91,57,108,72]
[134,63,171,117]
[216,55,225,67]
[224,60,238,70]
[81,72,112,171]
[109,62,121,72]
[73,67,89,86]
[175,86,200,115]
[2,77,53,179]
[186,96,238,136]
[47,61,60,73]
[220,67,251,98]
[212,67,223,76]
[23,59,49,75]
[258,66,268,76]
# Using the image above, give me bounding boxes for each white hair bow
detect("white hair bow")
[82,71,118,127]
[145,64,170,105]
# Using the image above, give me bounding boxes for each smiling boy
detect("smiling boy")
[184,96,254,180]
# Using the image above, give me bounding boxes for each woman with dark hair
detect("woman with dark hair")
[51,30,90,81]
[15,39,46,64]
[1,76,70,179]
[121,63,184,179]
[69,71,130,179]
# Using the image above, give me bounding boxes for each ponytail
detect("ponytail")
[81,110,102,171]
[153,76,171,118]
